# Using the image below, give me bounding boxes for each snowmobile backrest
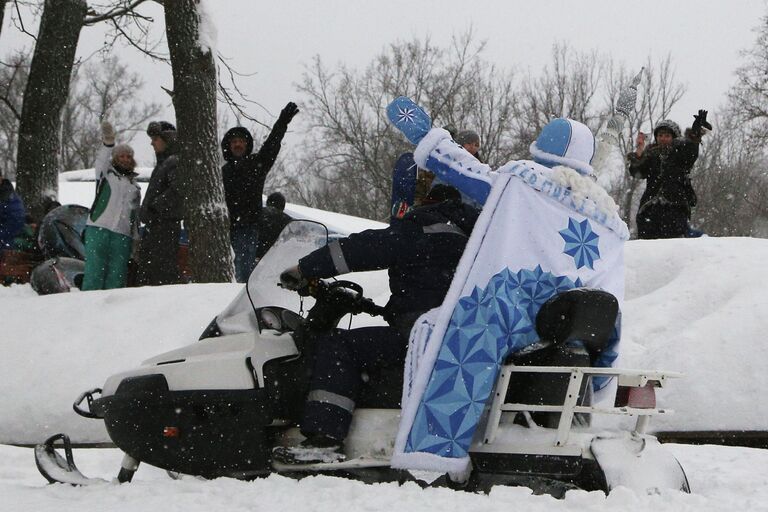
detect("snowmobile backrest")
[535,288,618,353]
[37,204,89,260]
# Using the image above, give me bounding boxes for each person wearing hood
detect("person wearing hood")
[0,178,26,251]
[627,110,711,239]
[221,102,299,282]
[273,185,479,465]
[81,121,141,290]
[254,191,292,261]
[136,120,183,286]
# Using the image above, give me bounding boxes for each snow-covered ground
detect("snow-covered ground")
[2,179,768,508]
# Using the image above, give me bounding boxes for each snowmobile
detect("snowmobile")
[35,220,690,496]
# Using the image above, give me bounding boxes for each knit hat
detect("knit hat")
[455,130,480,147]
[111,143,134,158]
[146,121,177,144]
[653,119,681,139]
[529,118,596,177]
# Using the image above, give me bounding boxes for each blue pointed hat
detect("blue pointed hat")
[529,118,596,176]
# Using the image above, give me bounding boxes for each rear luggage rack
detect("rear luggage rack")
[478,366,683,456]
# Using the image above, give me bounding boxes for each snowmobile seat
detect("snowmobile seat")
[534,288,619,353]
[502,289,618,428]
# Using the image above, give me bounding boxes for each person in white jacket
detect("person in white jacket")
[81,122,141,290]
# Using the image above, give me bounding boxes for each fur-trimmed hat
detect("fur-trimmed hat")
[455,130,480,147]
[146,121,177,144]
[111,143,134,158]
[529,118,596,177]
[653,119,681,139]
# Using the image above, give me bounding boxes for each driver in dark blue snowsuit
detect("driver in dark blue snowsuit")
[274,186,479,465]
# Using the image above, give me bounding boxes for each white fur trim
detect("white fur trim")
[529,141,596,177]
[413,128,452,169]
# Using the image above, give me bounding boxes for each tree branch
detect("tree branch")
[84,0,150,25]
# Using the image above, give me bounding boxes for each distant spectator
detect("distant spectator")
[255,192,292,261]
[0,178,26,250]
[627,110,711,239]
[136,120,183,286]
[81,122,141,290]
[221,101,299,282]
[455,129,482,162]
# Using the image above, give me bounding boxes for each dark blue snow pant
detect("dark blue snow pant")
[230,223,259,283]
[301,326,408,441]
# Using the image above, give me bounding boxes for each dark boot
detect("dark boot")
[272,435,346,465]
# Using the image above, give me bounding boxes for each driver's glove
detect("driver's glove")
[279,265,308,291]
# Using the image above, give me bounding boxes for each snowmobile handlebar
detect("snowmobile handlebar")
[310,279,386,318]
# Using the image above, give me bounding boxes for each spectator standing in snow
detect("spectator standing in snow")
[136,121,183,286]
[0,178,26,250]
[627,110,711,239]
[81,122,142,290]
[221,102,299,282]
[254,192,292,261]
[272,186,479,465]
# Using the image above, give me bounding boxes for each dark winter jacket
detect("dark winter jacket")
[627,129,702,216]
[255,206,292,260]
[299,199,480,327]
[221,121,289,227]
[140,145,183,224]
[0,179,27,249]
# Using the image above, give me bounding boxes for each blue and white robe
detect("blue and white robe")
[392,128,630,474]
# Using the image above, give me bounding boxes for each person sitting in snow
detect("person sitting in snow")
[81,121,141,291]
[627,111,711,239]
[272,184,479,465]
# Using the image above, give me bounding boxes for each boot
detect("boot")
[272,435,346,465]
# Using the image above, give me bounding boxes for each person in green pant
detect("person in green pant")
[81,121,142,290]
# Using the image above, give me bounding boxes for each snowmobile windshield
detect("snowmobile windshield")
[215,220,331,335]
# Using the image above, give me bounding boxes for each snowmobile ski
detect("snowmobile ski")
[34,433,109,486]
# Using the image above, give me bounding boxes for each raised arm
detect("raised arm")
[387,97,494,205]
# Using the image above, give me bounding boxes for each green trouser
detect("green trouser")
[82,226,132,291]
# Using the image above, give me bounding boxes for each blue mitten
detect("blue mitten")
[386,96,432,145]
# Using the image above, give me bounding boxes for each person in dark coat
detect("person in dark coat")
[254,192,292,261]
[0,178,26,250]
[627,110,711,239]
[136,121,183,286]
[273,188,479,465]
[221,102,299,282]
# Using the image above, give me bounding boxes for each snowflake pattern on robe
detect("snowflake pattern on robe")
[559,218,600,270]
[405,265,581,458]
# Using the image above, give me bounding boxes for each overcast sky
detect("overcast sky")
[2,0,766,165]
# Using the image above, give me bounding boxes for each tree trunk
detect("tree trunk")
[0,1,7,40]
[15,0,86,220]
[164,0,233,282]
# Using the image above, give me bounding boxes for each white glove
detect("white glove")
[101,121,116,146]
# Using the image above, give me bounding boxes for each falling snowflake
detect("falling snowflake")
[559,217,600,270]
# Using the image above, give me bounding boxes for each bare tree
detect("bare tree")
[730,14,768,147]
[164,0,233,282]
[59,56,162,170]
[0,0,7,40]
[296,32,519,220]
[0,51,28,179]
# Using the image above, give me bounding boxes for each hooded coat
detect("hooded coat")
[221,122,289,227]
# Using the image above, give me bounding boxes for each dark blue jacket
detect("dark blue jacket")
[0,179,26,249]
[299,200,479,325]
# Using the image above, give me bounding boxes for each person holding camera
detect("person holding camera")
[627,110,712,239]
